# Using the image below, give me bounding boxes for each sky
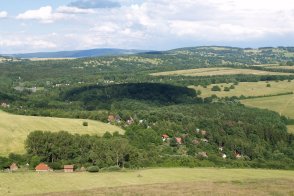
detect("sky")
[0,0,294,53]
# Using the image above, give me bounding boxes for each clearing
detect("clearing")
[241,94,294,119]
[0,110,124,155]
[151,67,293,77]
[0,168,293,195]
[189,80,294,98]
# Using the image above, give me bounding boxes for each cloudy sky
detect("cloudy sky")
[0,0,294,53]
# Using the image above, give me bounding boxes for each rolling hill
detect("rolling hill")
[4,48,151,59]
[0,110,124,155]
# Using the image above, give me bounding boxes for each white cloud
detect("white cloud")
[56,6,96,14]
[0,11,8,18]
[16,6,64,23]
[4,0,294,53]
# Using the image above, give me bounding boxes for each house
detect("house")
[201,138,209,143]
[200,130,207,136]
[222,154,227,159]
[175,137,182,144]
[10,163,18,171]
[64,165,74,173]
[235,151,242,159]
[115,115,121,123]
[35,163,51,172]
[162,134,169,141]
[127,117,134,125]
[218,147,224,151]
[1,102,10,108]
[192,139,200,145]
[108,115,115,122]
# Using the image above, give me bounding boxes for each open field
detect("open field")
[189,80,294,98]
[241,94,294,119]
[268,65,294,70]
[287,125,294,134]
[0,110,123,155]
[0,168,293,195]
[151,67,293,77]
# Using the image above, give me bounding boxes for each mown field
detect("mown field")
[151,67,293,77]
[0,110,123,155]
[0,168,293,195]
[241,94,294,119]
[189,80,294,98]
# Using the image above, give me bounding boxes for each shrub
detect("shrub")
[211,85,221,91]
[230,85,235,89]
[100,165,121,172]
[87,166,99,172]
[266,84,271,87]
[83,122,88,126]
[224,87,230,92]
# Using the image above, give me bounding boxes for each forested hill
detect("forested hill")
[4,48,151,58]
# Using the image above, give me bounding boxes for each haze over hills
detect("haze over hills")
[3,48,152,59]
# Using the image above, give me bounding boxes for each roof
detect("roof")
[35,163,50,171]
[64,165,74,169]
[162,134,169,138]
[175,137,182,143]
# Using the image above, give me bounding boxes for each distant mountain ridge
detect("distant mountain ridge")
[4,48,152,59]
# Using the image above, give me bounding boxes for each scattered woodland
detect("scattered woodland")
[0,46,294,171]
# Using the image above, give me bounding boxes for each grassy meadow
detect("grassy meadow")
[241,94,294,119]
[151,67,293,77]
[0,168,293,195]
[0,110,123,156]
[189,80,294,98]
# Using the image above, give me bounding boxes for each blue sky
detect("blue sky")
[0,0,294,53]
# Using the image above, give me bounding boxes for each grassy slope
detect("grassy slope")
[151,67,293,76]
[241,94,294,119]
[0,110,124,155]
[0,168,293,195]
[190,80,294,98]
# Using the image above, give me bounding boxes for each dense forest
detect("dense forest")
[0,47,294,170]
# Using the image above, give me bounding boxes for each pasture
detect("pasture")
[241,94,294,119]
[189,80,294,98]
[0,110,123,155]
[0,168,293,195]
[151,67,293,77]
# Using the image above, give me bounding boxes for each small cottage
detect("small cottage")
[162,134,169,141]
[222,154,227,159]
[200,130,207,136]
[64,165,74,173]
[35,163,51,172]
[10,163,18,171]
[108,115,115,122]
[175,137,182,144]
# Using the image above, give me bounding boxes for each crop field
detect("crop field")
[241,94,294,119]
[0,110,123,155]
[151,67,293,77]
[189,80,294,98]
[0,168,293,195]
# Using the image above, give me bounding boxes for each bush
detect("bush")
[266,84,271,87]
[224,87,230,92]
[87,166,99,172]
[100,165,121,172]
[83,122,88,126]
[211,85,221,91]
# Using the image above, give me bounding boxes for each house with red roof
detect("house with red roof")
[35,163,51,172]
[162,134,169,141]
